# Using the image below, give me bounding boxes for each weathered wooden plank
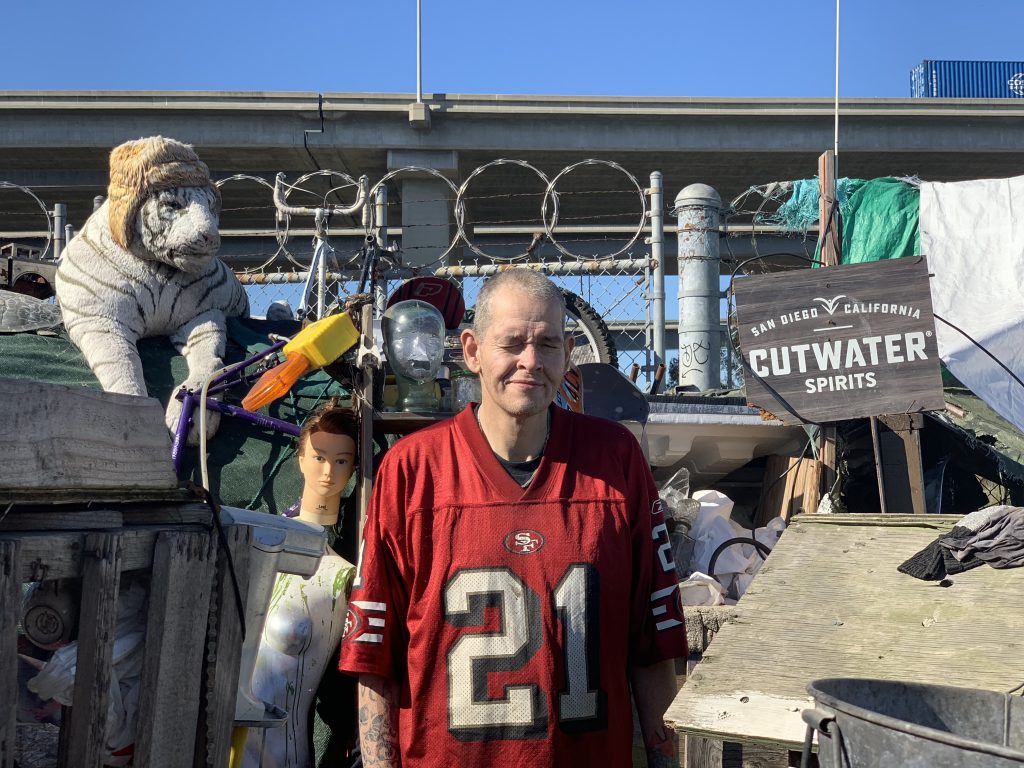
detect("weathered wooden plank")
[0,378,177,492]
[0,541,20,768]
[877,413,927,514]
[0,510,122,531]
[667,514,1024,750]
[134,531,217,768]
[194,524,252,768]
[0,487,191,506]
[684,735,789,768]
[63,533,122,768]
[6,526,206,582]
[756,456,820,525]
[121,503,214,527]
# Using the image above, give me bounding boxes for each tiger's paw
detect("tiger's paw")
[165,382,222,447]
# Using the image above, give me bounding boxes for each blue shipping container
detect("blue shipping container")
[910,60,1024,98]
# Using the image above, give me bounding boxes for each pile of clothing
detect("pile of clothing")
[898,505,1024,581]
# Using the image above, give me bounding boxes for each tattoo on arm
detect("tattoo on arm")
[645,728,680,768]
[358,675,400,767]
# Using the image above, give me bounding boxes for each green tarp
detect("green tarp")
[838,176,921,264]
[0,318,349,516]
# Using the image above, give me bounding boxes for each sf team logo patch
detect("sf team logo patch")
[343,607,361,639]
[503,529,545,555]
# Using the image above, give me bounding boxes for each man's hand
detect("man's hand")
[630,658,681,768]
[644,728,680,768]
[358,674,400,767]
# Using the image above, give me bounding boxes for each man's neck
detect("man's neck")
[476,404,550,462]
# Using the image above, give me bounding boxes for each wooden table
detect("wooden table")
[666,513,1024,766]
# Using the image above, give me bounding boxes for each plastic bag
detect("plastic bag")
[678,572,727,606]
[27,580,148,766]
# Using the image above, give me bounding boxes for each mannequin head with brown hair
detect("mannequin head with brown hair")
[295,402,358,526]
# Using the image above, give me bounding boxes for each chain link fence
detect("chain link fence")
[1,160,667,387]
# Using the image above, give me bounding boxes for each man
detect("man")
[340,269,687,767]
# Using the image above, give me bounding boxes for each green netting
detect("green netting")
[772,177,866,232]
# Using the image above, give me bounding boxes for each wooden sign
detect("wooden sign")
[733,257,945,425]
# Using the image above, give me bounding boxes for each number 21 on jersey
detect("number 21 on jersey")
[444,564,606,741]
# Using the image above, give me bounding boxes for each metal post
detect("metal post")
[93,195,105,211]
[52,204,67,259]
[675,184,722,392]
[416,0,423,104]
[315,210,328,320]
[374,185,388,312]
[65,224,74,250]
[648,172,666,370]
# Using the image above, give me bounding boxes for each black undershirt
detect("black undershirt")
[494,453,542,487]
[473,405,546,487]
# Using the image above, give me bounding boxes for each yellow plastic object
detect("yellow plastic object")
[228,725,247,768]
[283,312,359,368]
[242,313,359,411]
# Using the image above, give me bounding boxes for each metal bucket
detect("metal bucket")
[802,678,1024,768]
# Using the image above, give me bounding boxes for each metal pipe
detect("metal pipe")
[675,184,722,392]
[234,258,657,284]
[648,172,666,369]
[416,0,423,104]
[374,185,388,312]
[435,258,656,278]
[64,224,74,250]
[52,204,66,259]
[834,0,841,164]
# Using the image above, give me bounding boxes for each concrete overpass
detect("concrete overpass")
[2,91,1024,243]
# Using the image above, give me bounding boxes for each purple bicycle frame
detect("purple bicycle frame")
[171,340,302,476]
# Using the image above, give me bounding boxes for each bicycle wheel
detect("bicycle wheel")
[561,289,618,368]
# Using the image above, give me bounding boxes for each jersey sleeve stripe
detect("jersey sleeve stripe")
[352,600,387,611]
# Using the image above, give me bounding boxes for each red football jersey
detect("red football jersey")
[340,406,687,767]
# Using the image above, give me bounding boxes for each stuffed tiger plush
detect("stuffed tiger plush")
[56,136,248,443]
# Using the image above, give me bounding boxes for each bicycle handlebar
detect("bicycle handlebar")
[273,172,370,218]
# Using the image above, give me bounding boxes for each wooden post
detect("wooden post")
[134,531,217,768]
[877,414,927,514]
[0,541,20,768]
[818,150,841,268]
[194,523,252,768]
[63,533,122,768]
[814,150,840,509]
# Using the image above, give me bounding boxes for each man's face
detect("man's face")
[461,286,573,420]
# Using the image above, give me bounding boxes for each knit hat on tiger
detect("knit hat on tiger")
[106,136,220,249]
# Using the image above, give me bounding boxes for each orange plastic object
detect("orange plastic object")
[241,352,313,411]
[242,312,359,411]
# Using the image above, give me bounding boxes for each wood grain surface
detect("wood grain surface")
[0,378,176,492]
[733,258,946,424]
[666,514,1024,749]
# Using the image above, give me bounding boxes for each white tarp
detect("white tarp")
[920,175,1024,434]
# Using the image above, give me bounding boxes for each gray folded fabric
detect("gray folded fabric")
[899,505,1024,580]
[939,505,1024,570]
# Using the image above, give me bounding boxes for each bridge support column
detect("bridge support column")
[386,150,458,268]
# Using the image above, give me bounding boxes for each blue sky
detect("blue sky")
[6,0,1023,96]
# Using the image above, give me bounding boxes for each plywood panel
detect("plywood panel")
[666,514,1024,749]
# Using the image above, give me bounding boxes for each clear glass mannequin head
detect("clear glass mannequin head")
[382,299,446,411]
